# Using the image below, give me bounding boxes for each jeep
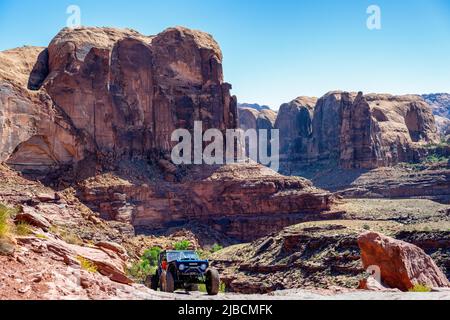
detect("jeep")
[145,250,220,295]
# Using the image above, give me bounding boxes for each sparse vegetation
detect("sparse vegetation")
[14,221,33,236]
[363,224,371,231]
[408,284,431,292]
[0,204,19,239]
[0,204,11,239]
[77,256,98,273]
[198,281,226,293]
[210,243,223,253]
[425,154,448,163]
[174,240,191,250]
[128,246,161,282]
[424,139,450,149]
[50,225,83,245]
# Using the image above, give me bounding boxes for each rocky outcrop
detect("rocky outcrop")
[78,163,334,242]
[0,47,85,174]
[238,108,259,131]
[358,232,450,291]
[19,236,133,284]
[1,27,237,173]
[212,217,450,294]
[422,93,450,119]
[274,97,316,157]
[238,108,277,159]
[333,163,450,203]
[15,206,52,231]
[212,221,365,294]
[422,93,450,135]
[0,26,337,244]
[238,107,277,131]
[277,91,440,170]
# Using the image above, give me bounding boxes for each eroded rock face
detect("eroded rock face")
[0,27,335,242]
[422,93,450,119]
[42,27,237,160]
[422,93,450,135]
[0,47,86,174]
[277,91,439,170]
[238,108,277,132]
[0,27,237,171]
[275,97,316,158]
[238,108,259,131]
[358,232,450,291]
[78,163,333,241]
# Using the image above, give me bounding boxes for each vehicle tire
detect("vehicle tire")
[151,273,159,291]
[159,270,167,292]
[144,272,159,291]
[205,268,220,296]
[185,284,199,292]
[165,271,175,293]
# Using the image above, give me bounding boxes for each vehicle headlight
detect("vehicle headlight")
[179,264,185,271]
[200,264,207,270]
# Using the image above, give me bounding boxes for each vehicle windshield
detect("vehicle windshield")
[167,251,200,262]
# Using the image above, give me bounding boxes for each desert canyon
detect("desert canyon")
[0,26,449,299]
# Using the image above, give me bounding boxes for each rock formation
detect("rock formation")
[0,27,238,174]
[238,107,277,132]
[0,27,334,242]
[358,232,450,291]
[277,91,440,170]
[238,107,277,160]
[422,93,450,135]
[238,103,271,112]
[78,163,333,242]
[422,93,450,119]
[274,97,316,157]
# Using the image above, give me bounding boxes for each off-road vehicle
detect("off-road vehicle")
[145,250,220,295]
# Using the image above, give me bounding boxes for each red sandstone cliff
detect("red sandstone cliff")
[276,91,439,169]
[1,27,237,173]
[0,27,333,241]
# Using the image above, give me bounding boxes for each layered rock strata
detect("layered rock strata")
[276,91,439,170]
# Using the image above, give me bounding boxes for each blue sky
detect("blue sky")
[1,0,449,109]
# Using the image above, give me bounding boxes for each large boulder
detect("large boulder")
[358,232,450,291]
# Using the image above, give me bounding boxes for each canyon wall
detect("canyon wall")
[1,27,238,173]
[276,91,439,169]
[0,27,334,241]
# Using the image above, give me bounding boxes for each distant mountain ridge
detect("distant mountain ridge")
[422,93,450,118]
[422,93,450,135]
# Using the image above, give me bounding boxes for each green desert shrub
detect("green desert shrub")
[50,225,83,245]
[408,284,431,292]
[0,204,14,239]
[198,281,227,293]
[210,243,223,253]
[14,221,33,236]
[174,240,191,250]
[128,246,161,282]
